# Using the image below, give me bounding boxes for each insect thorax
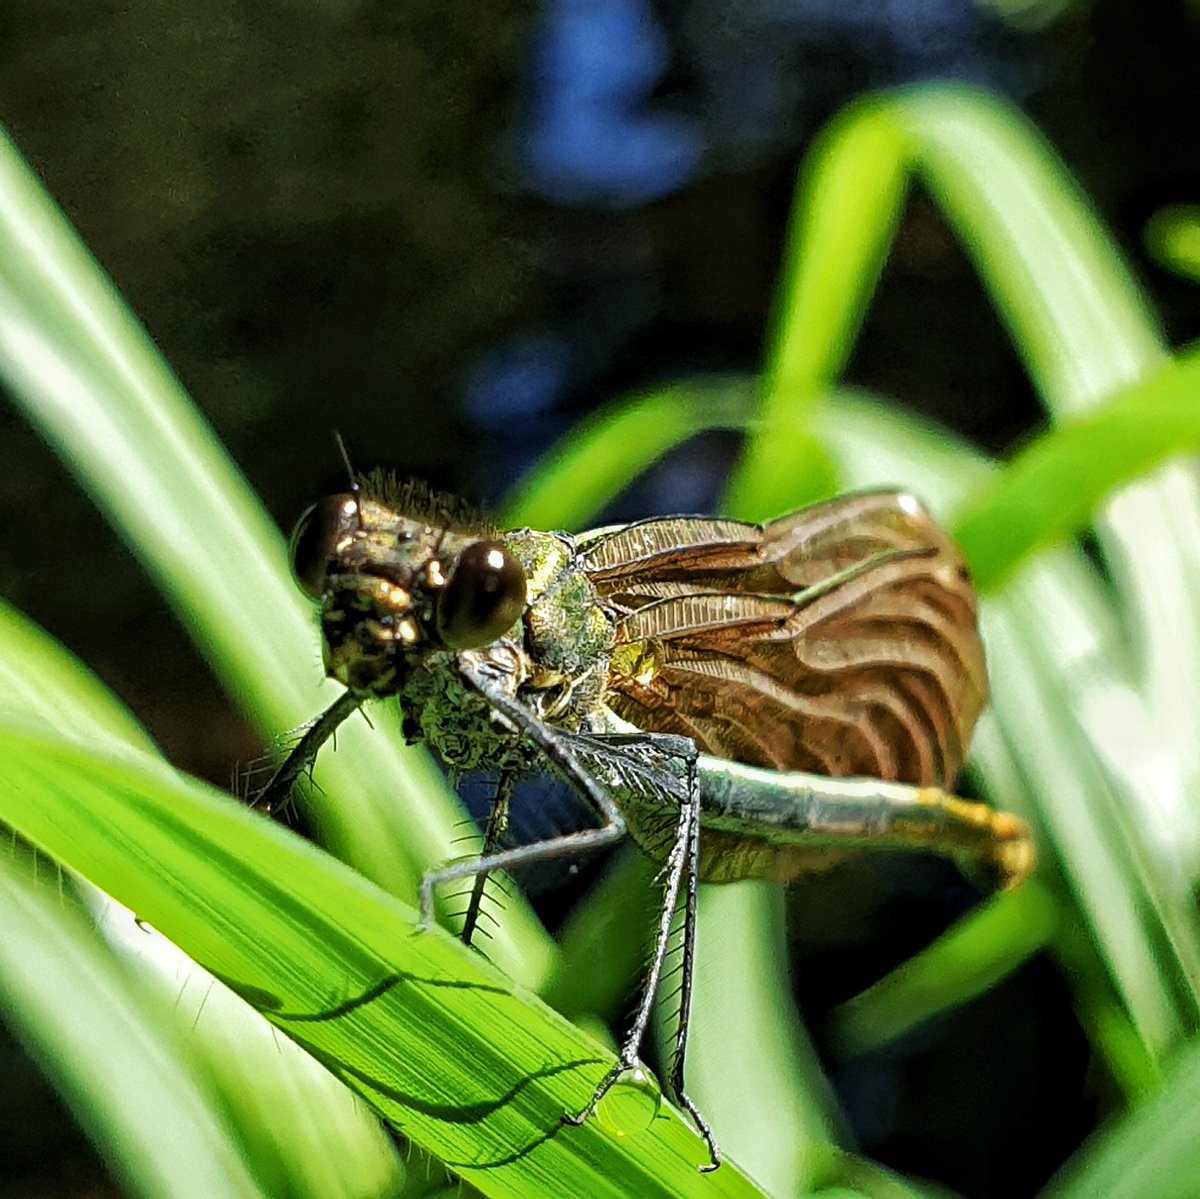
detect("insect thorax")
[396,651,536,774]
[398,528,617,775]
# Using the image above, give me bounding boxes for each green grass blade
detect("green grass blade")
[762,113,908,406]
[500,379,765,530]
[1042,1039,1200,1199]
[954,348,1200,592]
[0,597,408,1199]
[1144,205,1200,284]
[724,102,910,517]
[0,723,770,1199]
[828,883,1059,1056]
[726,81,1168,518]
[544,851,657,1025]
[890,85,1164,406]
[0,853,264,1199]
[101,905,409,1199]
[0,596,156,754]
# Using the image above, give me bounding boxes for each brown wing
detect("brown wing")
[577,492,986,788]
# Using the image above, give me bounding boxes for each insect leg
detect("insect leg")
[459,773,515,948]
[252,690,362,812]
[667,757,719,1171]
[419,665,628,930]
[563,734,720,1169]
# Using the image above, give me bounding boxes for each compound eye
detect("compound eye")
[437,541,526,650]
[290,494,358,599]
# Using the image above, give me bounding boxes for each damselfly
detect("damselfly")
[258,472,1034,1170]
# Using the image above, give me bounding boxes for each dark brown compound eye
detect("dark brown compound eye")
[436,541,527,649]
[289,494,359,599]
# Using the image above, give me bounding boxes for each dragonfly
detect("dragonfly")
[257,470,1034,1170]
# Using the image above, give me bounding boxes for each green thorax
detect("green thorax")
[398,527,616,773]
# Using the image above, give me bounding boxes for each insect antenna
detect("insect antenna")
[329,432,368,543]
[332,430,360,498]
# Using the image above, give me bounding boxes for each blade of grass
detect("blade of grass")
[0,722,770,1199]
[828,882,1059,1056]
[500,379,768,531]
[97,904,408,1199]
[543,851,658,1024]
[1042,1038,1200,1199]
[723,101,910,517]
[953,347,1200,592]
[0,596,157,754]
[0,597,408,1199]
[0,852,265,1199]
[1144,205,1200,284]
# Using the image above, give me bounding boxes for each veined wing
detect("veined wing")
[577,492,986,788]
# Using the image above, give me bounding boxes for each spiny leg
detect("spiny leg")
[563,741,720,1168]
[419,665,629,930]
[561,773,691,1110]
[428,669,720,1163]
[666,754,718,1170]
[459,774,514,948]
[252,690,362,812]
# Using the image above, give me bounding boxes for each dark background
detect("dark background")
[0,2,1196,1196]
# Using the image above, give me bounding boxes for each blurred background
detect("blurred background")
[0,2,1197,1196]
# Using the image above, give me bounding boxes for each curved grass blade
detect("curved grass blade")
[953,347,1200,592]
[0,723,771,1199]
[500,379,767,532]
[0,598,407,1199]
[725,82,1169,519]
[1144,205,1200,284]
[828,882,1059,1056]
[0,595,157,754]
[0,852,266,1199]
[1043,1038,1200,1199]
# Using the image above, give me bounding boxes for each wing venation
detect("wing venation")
[586,491,986,787]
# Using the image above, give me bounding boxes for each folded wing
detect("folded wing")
[577,492,986,788]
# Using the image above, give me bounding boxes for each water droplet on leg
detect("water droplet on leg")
[595,1067,660,1137]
